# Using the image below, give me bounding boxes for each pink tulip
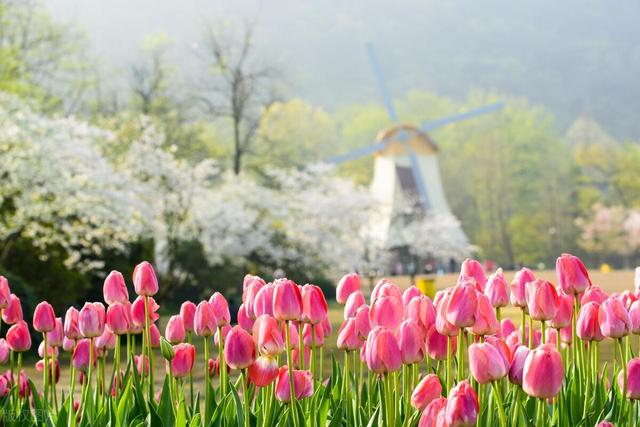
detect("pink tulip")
[599,297,631,338]
[2,294,22,324]
[619,290,636,311]
[595,422,615,427]
[337,318,362,351]
[581,286,608,306]
[0,339,9,363]
[445,380,479,427]
[103,271,129,305]
[354,305,371,340]
[0,376,7,398]
[180,301,196,333]
[253,315,284,356]
[62,337,74,353]
[469,342,509,384]
[273,279,303,321]
[577,302,604,342]
[556,253,591,295]
[36,359,60,384]
[522,343,564,398]
[550,293,573,329]
[79,302,105,338]
[560,324,573,344]
[135,354,149,377]
[194,301,217,337]
[525,279,559,321]
[510,268,536,308]
[149,324,160,348]
[33,301,56,333]
[630,300,640,334]
[0,276,10,309]
[214,324,231,346]
[210,292,230,326]
[426,324,456,361]
[336,273,361,304]
[46,317,64,347]
[302,323,324,347]
[254,284,275,318]
[275,366,313,402]
[96,328,117,351]
[411,373,442,410]
[365,326,402,374]
[8,322,31,353]
[344,291,365,319]
[468,293,499,336]
[237,303,254,332]
[618,358,640,399]
[369,295,403,331]
[292,346,310,369]
[132,261,158,296]
[484,268,509,308]
[405,295,436,333]
[38,341,58,358]
[321,316,332,337]
[419,397,448,427]
[72,338,95,371]
[106,303,130,335]
[64,307,81,339]
[500,318,516,338]
[402,286,422,306]
[301,284,328,324]
[248,355,279,387]
[281,322,299,349]
[166,315,186,344]
[397,319,425,364]
[435,290,460,336]
[371,279,402,303]
[171,343,195,378]
[636,267,640,293]
[243,278,264,320]
[446,282,477,328]
[459,258,487,291]
[224,326,256,370]
[509,345,530,385]
[131,296,159,327]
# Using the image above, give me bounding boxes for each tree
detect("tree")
[195,22,277,174]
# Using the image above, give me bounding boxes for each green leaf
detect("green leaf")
[229,381,245,427]
[157,375,176,426]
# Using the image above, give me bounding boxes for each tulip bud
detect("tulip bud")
[275,366,313,402]
[96,328,116,351]
[33,302,56,333]
[500,318,516,338]
[525,279,559,321]
[510,268,536,308]
[337,318,362,351]
[170,343,195,378]
[467,293,499,336]
[426,325,456,361]
[371,279,402,303]
[522,344,564,398]
[509,345,530,386]
[0,276,10,309]
[468,342,509,384]
[103,270,129,305]
[618,358,640,399]
[64,307,81,339]
[180,301,197,333]
[253,315,284,356]
[46,317,64,347]
[420,397,448,427]
[72,338,95,372]
[404,295,436,333]
[411,373,442,410]
[160,337,175,361]
[165,315,186,344]
[344,291,365,319]
[336,273,361,305]
[599,297,631,339]
[630,300,640,334]
[237,303,254,332]
[132,261,159,296]
[254,284,275,318]
[365,327,402,374]
[550,293,573,329]
[577,302,604,342]
[273,279,303,321]
[302,323,324,347]
[150,324,160,348]
[435,289,460,337]
[445,380,479,427]
[194,301,217,337]
[210,292,231,327]
[6,320,31,352]
[225,326,256,370]
[354,305,371,340]
[248,355,279,387]
[459,258,487,292]
[0,339,9,363]
[446,282,477,328]
[79,302,105,338]
[402,286,422,306]
[397,319,425,364]
[556,253,591,295]
[369,295,403,331]
[301,284,328,324]
[2,294,22,325]
[581,286,608,306]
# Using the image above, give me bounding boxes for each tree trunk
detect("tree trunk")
[233,118,241,174]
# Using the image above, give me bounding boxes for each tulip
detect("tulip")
[509,345,530,386]
[405,295,436,333]
[254,283,275,318]
[36,359,60,384]
[275,366,313,402]
[337,318,362,351]
[525,279,559,321]
[369,295,403,331]
[103,270,129,305]
[214,324,231,346]
[595,422,615,427]
[0,376,7,398]
[550,293,573,329]
[292,346,310,369]
[131,296,159,327]
[322,316,332,337]
[411,373,442,411]
[354,305,371,340]
[96,328,117,351]
[371,279,403,303]
[0,339,9,363]
[445,380,479,427]
[281,321,299,349]
[171,343,195,378]
[556,253,591,295]
[210,292,231,326]
[225,326,256,370]
[619,358,640,399]
[336,273,361,304]
[132,261,158,296]
[365,326,402,374]
[194,301,217,337]
[303,323,324,347]
[79,302,106,338]
[629,301,640,334]
[165,315,186,344]
[468,293,499,336]
[253,315,285,356]
[501,318,516,338]
[45,317,64,348]
[446,282,477,328]
[273,279,303,321]
[7,320,31,352]
[636,267,640,293]
[397,319,425,364]
[435,290,460,337]
[510,268,536,308]
[38,341,58,358]
[72,338,95,371]
[301,284,328,324]
[106,303,130,335]
[426,325,456,361]
[248,355,279,387]
[33,301,56,333]
[484,268,509,308]
[180,301,197,333]
[522,343,564,398]
[620,290,637,310]
[344,290,365,319]
[599,297,631,339]
[459,258,487,291]
[64,307,81,339]
[237,303,254,332]
[2,294,22,324]
[468,341,509,384]
[0,276,10,309]
[577,302,605,342]
[243,278,264,320]
[581,286,608,306]
[402,286,422,306]
[419,397,448,427]
[135,354,150,377]
[62,337,75,353]
[243,274,266,295]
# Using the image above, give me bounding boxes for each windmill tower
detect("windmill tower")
[328,44,504,268]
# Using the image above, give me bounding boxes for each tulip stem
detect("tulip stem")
[284,321,298,427]
[52,350,59,414]
[618,338,627,423]
[536,398,545,427]
[521,309,526,346]
[187,331,194,409]
[491,381,507,427]
[310,329,316,380]
[240,369,250,427]
[446,335,452,394]
[343,350,350,423]
[298,321,304,370]
[16,352,22,409]
[496,307,501,323]
[203,336,210,411]
[143,296,154,401]
[457,330,464,381]
[529,316,534,349]
[218,326,227,397]
[43,333,49,409]
[112,334,120,399]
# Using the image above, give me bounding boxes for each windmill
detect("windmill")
[328,43,504,269]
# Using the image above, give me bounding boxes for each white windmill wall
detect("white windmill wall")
[369,155,397,243]
[418,155,453,215]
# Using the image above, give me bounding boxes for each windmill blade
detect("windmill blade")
[326,141,388,164]
[420,102,505,132]
[366,43,399,122]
